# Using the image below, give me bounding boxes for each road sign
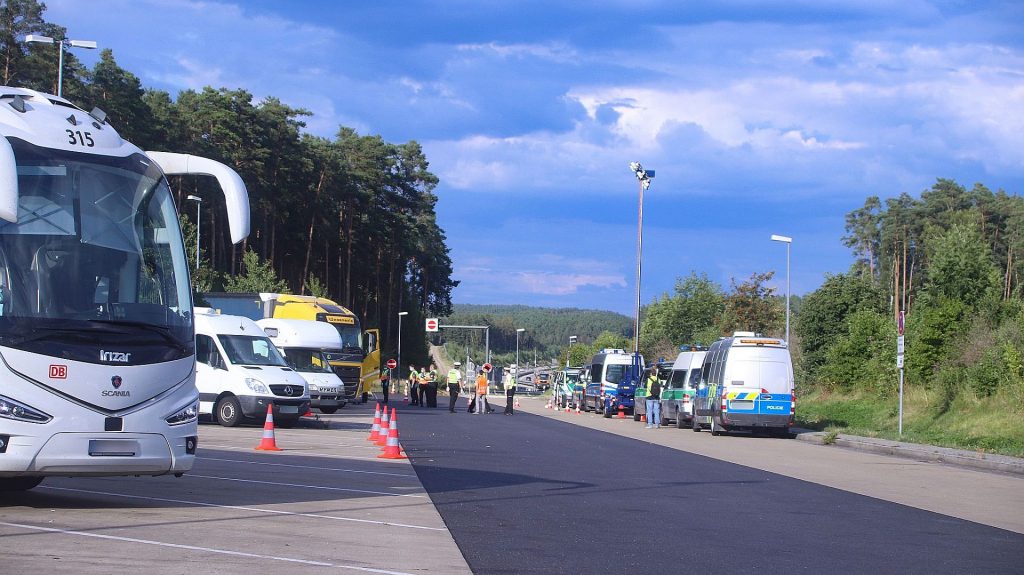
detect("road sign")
[483,363,492,373]
[898,310,905,336]
[896,355,904,369]
[386,358,397,369]
[425,318,439,332]
[897,336,905,356]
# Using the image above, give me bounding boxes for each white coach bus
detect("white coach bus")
[0,87,249,490]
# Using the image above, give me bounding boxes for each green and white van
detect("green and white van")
[660,349,707,428]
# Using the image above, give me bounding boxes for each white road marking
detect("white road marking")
[40,486,445,531]
[199,456,418,478]
[199,443,398,460]
[187,474,428,498]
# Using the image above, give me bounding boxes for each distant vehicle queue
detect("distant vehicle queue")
[555,332,795,437]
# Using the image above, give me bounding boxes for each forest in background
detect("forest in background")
[0,1,455,364]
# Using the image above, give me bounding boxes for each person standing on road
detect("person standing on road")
[447,362,462,413]
[475,369,489,415]
[425,364,439,407]
[380,370,390,404]
[645,366,662,428]
[503,371,516,415]
[408,365,420,405]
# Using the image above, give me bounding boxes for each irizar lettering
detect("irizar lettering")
[100,350,131,363]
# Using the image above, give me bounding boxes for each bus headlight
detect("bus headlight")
[165,400,199,426]
[0,394,52,424]
[245,378,270,394]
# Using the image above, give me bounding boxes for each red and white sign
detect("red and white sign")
[425,318,439,332]
[898,310,905,336]
[483,363,492,373]
[49,365,68,379]
[386,359,397,369]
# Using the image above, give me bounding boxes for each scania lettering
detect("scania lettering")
[0,87,250,490]
[692,333,795,437]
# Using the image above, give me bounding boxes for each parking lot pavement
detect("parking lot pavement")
[516,396,1024,534]
[0,403,472,575]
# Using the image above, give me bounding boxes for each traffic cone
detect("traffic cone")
[640,414,646,422]
[368,403,382,441]
[616,404,626,419]
[254,405,282,451]
[378,408,407,460]
[564,403,569,413]
[575,404,581,415]
[374,408,391,446]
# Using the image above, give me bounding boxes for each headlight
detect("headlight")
[165,400,199,426]
[0,394,52,423]
[245,377,270,394]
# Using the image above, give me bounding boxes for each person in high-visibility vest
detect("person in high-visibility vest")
[447,363,462,413]
[475,370,489,415]
[644,366,662,428]
[503,371,516,415]
[408,365,420,405]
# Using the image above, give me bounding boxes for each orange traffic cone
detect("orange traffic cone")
[378,408,407,460]
[254,405,282,451]
[575,404,581,415]
[368,403,382,441]
[374,408,391,446]
[616,404,626,419]
[640,414,646,422]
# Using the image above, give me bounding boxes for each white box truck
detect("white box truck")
[194,308,309,427]
[258,318,347,413]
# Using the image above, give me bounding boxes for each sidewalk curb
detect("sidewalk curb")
[792,428,1024,476]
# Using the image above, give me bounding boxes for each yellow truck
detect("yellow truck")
[200,292,380,402]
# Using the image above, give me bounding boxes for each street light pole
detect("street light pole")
[771,234,792,343]
[397,312,408,386]
[629,162,654,382]
[187,195,202,271]
[515,328,525,381]
[24,35,97,98]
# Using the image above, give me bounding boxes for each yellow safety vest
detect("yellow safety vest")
[447,369,461,384]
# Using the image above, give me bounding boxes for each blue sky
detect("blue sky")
[45,1,1024,314]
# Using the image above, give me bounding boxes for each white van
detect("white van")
[194,309,310,427]
[582,348,644,416]
[692,332,794,437]
[660,349,707,428]
[257,318,347,414]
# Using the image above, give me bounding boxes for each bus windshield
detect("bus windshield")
[0,139,193,362]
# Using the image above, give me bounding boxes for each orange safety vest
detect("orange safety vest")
[476,375,488,395]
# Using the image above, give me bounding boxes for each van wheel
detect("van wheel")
[692,416,701,432]
[319,407,338,414]
[216,396,243,427]
[710,417,721,436]
[676,415,686,429]
[0,477,43,491]
[633,411,641,422]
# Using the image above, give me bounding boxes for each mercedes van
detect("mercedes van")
[660,349,707,428]
[582,349,643,417]
[194,309,309,427]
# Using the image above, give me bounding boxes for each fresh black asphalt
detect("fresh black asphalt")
[395,403,1024,575]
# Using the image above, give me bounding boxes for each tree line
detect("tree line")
[0,1,456,364]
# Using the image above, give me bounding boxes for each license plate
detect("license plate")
[278,405,299,414]
[320,387,338,394]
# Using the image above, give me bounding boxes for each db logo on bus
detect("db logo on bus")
[49,365,68,379]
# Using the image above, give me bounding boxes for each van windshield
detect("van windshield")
[218,334,288,367]
[283,347,335,373]
[606,364,628,384]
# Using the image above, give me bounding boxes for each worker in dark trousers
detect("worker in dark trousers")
[408,365,420,405]
[447,362,462,413]
[503,371,516,415]
[425,364,439,407]
[380,371,390,404]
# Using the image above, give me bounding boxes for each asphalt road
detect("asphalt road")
[398,404,1024,575]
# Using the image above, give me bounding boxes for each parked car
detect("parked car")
[536,373,551,390]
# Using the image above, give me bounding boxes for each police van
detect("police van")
[194,309,309,427]
[692,333,794,437]
[582,349,643,417]
[633,359,672,421]
[660,348,707,428]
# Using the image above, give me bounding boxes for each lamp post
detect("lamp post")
[24,35,98,98]
[629,162,654,382]
[515,328,525,381]
[771,234,792,343]
[567,335,577,368]
[186,195,202,271]
[397,312,408,384]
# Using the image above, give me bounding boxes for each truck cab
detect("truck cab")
[194,308,309,427]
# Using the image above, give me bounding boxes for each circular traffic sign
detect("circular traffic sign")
[386,358,397,369]
[483,363,492,373]
[426,318,439,331]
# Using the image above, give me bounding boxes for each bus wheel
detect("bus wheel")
[0,477,43,491]
[216,396,243,427]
